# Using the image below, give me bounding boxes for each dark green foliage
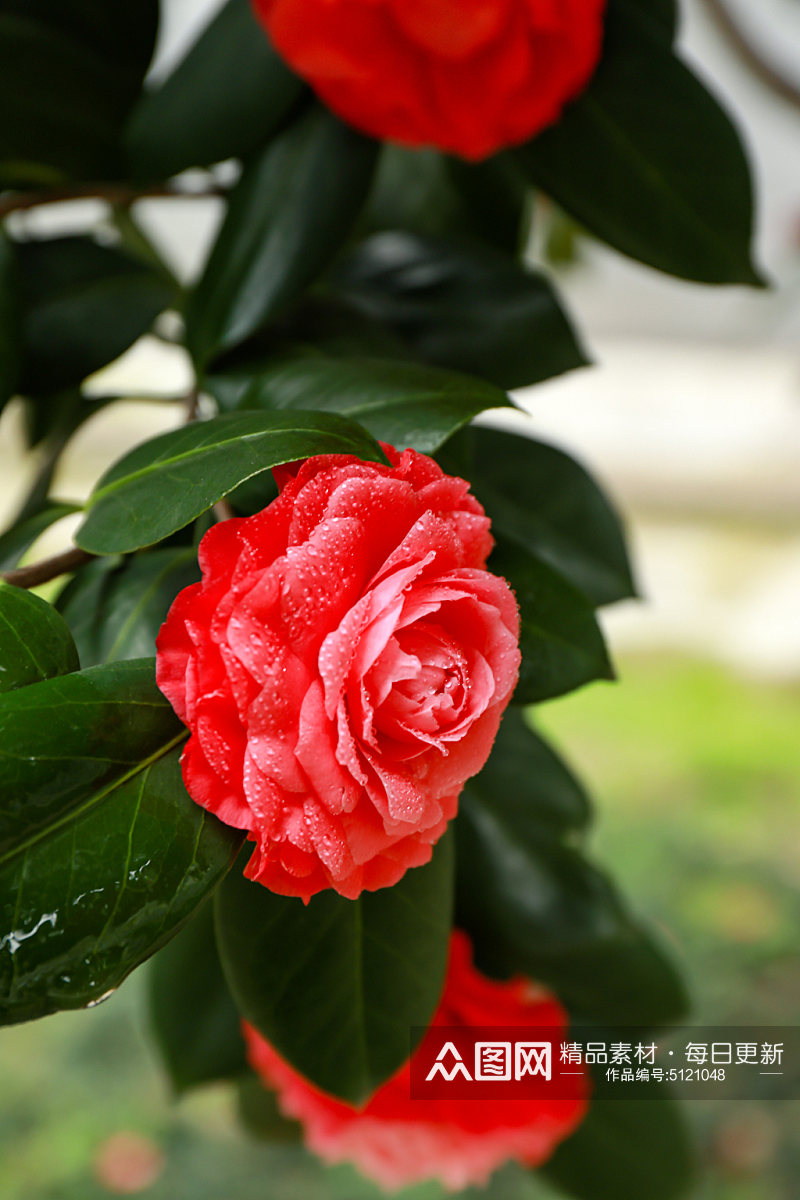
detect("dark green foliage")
[333,232,587,389]
[0,1,157,183]
[14,236,174,395]
[215,835,454,1105]
[206,354,514,453]
[516,0,761,284]
[185,107,378,365]
[126,0,304,181]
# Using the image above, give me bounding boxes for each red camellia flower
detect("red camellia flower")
[156,446,519,901]
[251,0,607,160]
[243,931,588,1190]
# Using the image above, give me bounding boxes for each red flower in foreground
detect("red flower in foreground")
[156,447,519,901]
[252,0,606,160]
[243,932,588,1190]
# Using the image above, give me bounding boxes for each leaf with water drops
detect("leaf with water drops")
[0,657,243,1024]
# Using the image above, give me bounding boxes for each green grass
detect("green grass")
[1,654,798,1200]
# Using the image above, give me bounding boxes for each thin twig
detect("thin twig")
[213,499,236,523]
[0,181,228,221]
[1,547,95,590]
[184,388,201,422]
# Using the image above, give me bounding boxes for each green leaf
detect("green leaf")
[148,899,247,1093]
[215,833,454,1105]
[515,2,761,285]
[491,537,615,704]
[206,355,514,453]
[0,2,157,184]
[15,236,174,395]
[0,231,20,412]
[541,1078,695,1200]
[0,583,79,693]
[205,296,412,412]
[126,0,303,181]
[455,755,689,1026]
[185,106,378,366]
[75,410,387,555]
[0,658,182,857]
[361,146,528,254]
[56,548,201,668]
[0,503,80,572]
[334,233,586,390]
[439,426,636,607]
[465,708,591,837]
[0,743,241,1025]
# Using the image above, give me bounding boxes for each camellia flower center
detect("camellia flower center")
[370,624,469,745]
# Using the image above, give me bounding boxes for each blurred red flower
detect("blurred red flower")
[243,931,588,1189]
[252,0,606,160]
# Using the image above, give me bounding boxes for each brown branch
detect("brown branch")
[213,499,236,523]
[0,181,228,221]
[184,388,201,422]
[703,0,800,111]
[1,547,95,590]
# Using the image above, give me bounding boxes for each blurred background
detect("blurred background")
[0,0,798,1197]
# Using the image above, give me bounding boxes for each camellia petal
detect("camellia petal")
[156,445,520,900]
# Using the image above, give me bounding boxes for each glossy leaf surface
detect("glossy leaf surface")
[216,834,454,1105]
[126,0,303,180]
[335,232,586,389]
[491,538,615,704]
[362,146,528,253]
[0,658,183,857]
[439,426,636,607]
[455,716,689,1026]
[185,107,378,365]
[0,745,240,1025]
[516,1,759,284]
[206,355,513,453]
[15,236,174,395]
[76,411,387,554]
[463,708,591,837]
